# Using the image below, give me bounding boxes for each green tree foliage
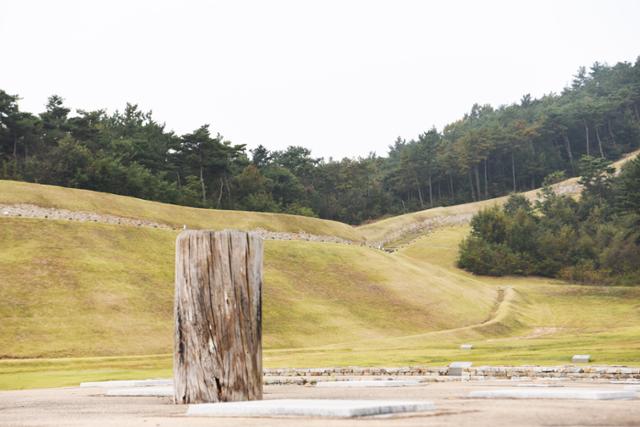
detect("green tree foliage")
[1,58,640,223]
[458,158,640,284]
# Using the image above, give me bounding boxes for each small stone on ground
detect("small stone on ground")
[572,354,591,363]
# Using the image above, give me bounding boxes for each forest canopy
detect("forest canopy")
[1,58,640,224]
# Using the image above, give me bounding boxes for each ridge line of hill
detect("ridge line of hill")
[360,149,640,249]
[1,149,637,251]
[0,203,361,246]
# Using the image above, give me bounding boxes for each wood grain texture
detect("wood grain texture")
[173,230,263,404]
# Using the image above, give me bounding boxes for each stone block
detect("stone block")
[187,399,436,418]
[448,362,472,376]
[469,388,636,400]
[460,344,473,350]
[315,380,422,388]
[105,386,173,397]
[80,379,172,388]
[572,355,591,363]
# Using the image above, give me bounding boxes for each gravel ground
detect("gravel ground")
[1,380,638,427]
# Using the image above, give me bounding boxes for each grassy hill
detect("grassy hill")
[1,157,639,389]
[0,180,363,241]
[358,149,640,246]
[0,217,495,359]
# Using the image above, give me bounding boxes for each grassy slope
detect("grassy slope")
[2,156,640,389]
[0,218,495,388]
[358,149,640,244]
[266,226,640,367]
[0,180,363,241]
[4,226,637,389]
[3,222,638,389]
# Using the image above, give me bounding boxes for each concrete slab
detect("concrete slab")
[315,380,422,388]
[572,354,591,363]
[81,379,172,388]
[515,383,564,388]
[460,344,473,350]
[187,399,436,418]
[469,388,636,400]
[105,386,173,397]
[624,385,640,391]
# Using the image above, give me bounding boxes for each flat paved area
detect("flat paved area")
[1,380,639,426]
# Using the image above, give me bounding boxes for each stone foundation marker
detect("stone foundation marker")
[187,399,436,418]
[448,361,472,376]
[460,344,473,350]
[469,388,636,400]
[173,230,263,404]
[572,354,591,363]
[315,379,423,388]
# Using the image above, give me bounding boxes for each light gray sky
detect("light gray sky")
[1,0,639,159]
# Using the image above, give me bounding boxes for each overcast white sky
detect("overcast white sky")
[1,0,639,159]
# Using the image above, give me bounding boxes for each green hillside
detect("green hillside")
[0,217,494,359]
[1,173,639,390]
[358,149,640,246]
[0,180,363,241]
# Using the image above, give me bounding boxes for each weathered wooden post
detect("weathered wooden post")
[173,230,263,404]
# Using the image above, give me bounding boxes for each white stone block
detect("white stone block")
[460,344,473,350]
[187,399,436,418]
[572,355,591,363]
[105,386,173,397]
[515,383,564,387]
[469,388,636,400]
[81,379,172,388]
[450,361,473,368]
[315,380,422,388]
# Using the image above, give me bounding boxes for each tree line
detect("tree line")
[458,155,640,285]
[1,58,639,224]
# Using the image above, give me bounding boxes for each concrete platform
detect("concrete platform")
[469,388,636,400]
[187,399,436,418]
[81,379,172,388]
[105,386,173,397]
[315,380,423,388]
